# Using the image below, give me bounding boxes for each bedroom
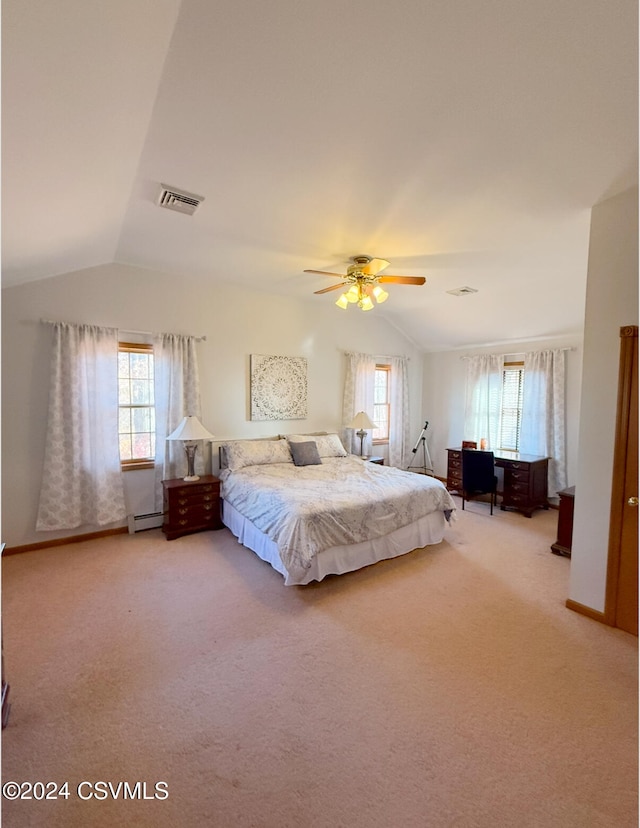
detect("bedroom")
[1,0,638,824]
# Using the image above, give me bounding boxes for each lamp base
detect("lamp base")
[182,474,200,482]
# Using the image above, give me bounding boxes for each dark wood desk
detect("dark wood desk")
[446,448,549,517]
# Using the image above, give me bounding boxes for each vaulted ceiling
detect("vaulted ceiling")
[2,0,637,351]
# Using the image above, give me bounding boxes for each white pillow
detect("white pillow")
[287,433,347,457]
[223,440,293,471]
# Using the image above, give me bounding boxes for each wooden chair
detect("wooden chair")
[461,449,498,514]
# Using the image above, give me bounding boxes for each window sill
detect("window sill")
[121,461,155,472]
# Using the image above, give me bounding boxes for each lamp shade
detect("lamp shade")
[347,411,376,430]
[166,416,215,442]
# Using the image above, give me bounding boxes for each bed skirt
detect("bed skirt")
[222,500,449,585]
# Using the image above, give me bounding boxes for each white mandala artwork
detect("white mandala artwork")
[250,354,308,421]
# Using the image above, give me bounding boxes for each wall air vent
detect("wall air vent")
[156,184,204,216]
[446,286,478,296]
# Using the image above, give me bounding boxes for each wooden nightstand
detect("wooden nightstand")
[162,475,223,540]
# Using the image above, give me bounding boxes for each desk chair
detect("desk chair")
[462,449,498,515]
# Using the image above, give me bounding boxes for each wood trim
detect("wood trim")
[3,527,128,556]
[565,598,607,624]
[604,325,638,626]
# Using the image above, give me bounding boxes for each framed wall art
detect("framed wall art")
[250,354,308,421]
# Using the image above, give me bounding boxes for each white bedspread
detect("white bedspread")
[219,456,456,582]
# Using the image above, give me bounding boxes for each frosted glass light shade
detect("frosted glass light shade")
[335,293,349,309]
[372,285,389,303]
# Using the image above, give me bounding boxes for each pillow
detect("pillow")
[223,440,292,471]
[289,440,322,467]
[287,432,347,457]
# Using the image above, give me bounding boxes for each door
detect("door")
[605,326,638,635]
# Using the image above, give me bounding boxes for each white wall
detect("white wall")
[1,263,424,547]
[421,337,584,487]
[569,187,639,612]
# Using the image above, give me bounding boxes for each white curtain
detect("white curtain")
[342,352,410,467]
[342,352,376,456]
[153,333,203,510]
[463,354,503,448]
[387,355,411,468]
[36,322,126,530]
[520,349,568,497]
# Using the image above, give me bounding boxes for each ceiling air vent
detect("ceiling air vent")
[156,184,204,216]
[446,286,478,296]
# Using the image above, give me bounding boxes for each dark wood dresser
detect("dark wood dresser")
[446,448,549,517]
[551,486,575,557]
[162,475,223,540]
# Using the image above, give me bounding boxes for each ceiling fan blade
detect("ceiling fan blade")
[361,258,390,276]
[378,275,426,285]
[304,269,346,278]
[314,282,348,294]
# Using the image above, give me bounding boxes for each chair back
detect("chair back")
[462,449,495,492]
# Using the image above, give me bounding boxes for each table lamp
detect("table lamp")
[166,416,216,481]
[347,411,377,458]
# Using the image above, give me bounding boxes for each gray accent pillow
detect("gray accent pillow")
[290,440,322,467]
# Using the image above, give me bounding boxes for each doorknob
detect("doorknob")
[628,497,639,507]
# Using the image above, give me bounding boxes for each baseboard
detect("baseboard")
[127,512,164,533]
[3,526,128,556]
[565,598,607,625]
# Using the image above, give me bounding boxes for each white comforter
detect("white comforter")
[220,456,456,581]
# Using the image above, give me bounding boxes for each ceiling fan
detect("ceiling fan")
[304,255,426,311]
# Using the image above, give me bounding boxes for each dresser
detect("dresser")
[162,475,223,540]
[551,486,575,557]
[446,449,549,517]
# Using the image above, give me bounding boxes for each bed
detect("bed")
[218,434,456,585]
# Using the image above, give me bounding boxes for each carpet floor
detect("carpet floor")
[1,500,637,827]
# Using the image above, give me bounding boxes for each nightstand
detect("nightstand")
[363,456,384,465]
[162,475,223,540]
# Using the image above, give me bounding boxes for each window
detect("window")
[373,364,390,443]
[118,343,155,469]
[499,362,524,451]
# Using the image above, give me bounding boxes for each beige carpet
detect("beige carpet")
[1,501,637,827]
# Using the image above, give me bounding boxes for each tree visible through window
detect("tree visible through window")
[373,364,390,443]
[118,343,155,468]
[500,362,524,451]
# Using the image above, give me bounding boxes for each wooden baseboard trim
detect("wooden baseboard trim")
[3,526,128,556]
[565,598,607,625]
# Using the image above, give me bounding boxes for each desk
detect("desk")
[446,448,549,517]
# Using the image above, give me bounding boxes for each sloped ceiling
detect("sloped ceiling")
[2,0,637,351]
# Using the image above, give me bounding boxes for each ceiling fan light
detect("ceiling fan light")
[372,285,389,303]
[359,296,374,311]
[346,285,360,303]
[335,293,349,309]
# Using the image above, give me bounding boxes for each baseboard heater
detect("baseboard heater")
[127,512,164,534]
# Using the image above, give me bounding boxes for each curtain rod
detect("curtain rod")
[40,319,206,342]
[460,347,574,360]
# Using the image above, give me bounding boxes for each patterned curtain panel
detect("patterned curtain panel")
[153,333,203,511]
[342,352,377,456]
[387,355,410,468]
[521,349,568,496]
[463,354,504,449]
[36,322,126,530]
[342,352,410,467]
